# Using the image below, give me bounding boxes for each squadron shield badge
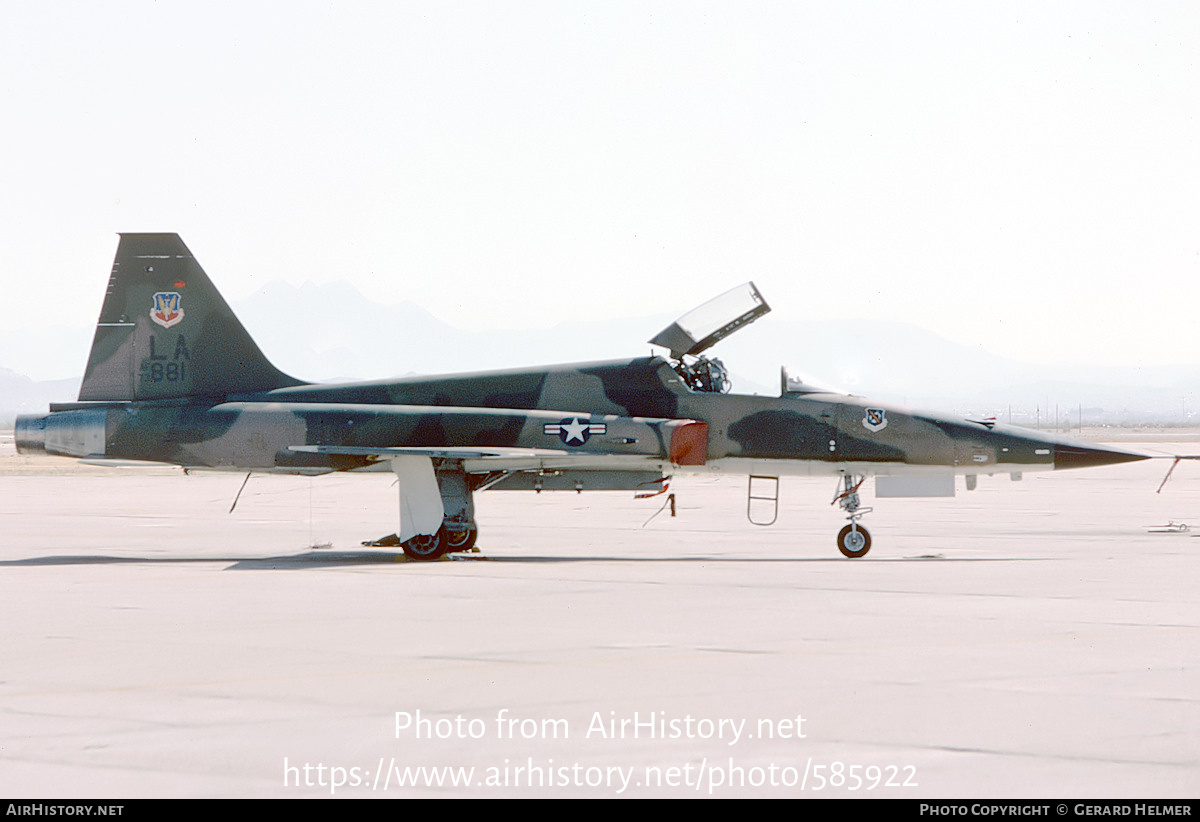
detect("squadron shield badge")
[862,407,888,432]
[150,292,185,329]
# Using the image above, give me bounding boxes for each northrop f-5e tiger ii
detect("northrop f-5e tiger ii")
[16,234,1149,559]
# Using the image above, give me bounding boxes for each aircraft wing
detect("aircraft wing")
[283,443,683,476]
[286,445,572,460]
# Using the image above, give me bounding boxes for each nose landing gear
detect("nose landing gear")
[832,474,872,558]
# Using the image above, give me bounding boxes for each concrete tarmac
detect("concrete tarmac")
[1,436,1197,798]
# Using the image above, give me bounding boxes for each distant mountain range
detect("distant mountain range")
[3,280,1198,426]
[0,368,81,423]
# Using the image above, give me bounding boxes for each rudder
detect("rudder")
[79,233,301,401]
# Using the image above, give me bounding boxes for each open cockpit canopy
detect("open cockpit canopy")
[649,282,770,393]
[648,282,770,359]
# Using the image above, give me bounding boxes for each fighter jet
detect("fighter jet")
[15,234,1149,559]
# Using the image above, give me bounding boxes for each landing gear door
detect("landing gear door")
[390,455,445,543]
[648,282,770,358]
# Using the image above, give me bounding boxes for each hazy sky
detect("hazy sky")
[2,1,1197,374]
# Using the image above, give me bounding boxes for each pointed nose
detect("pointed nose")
[1054,443,1148,470]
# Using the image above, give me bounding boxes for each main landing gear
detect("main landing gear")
[401,524,478,560]
[443,525,478,553]
[363,466,481,561]
[832,474,872,558]
[364,524,478,560]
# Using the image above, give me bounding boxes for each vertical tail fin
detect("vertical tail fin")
[79,234,302,401]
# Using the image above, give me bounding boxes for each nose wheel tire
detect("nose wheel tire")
[837,524,871,558]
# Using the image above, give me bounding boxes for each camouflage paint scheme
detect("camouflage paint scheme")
[16,234,1147,559]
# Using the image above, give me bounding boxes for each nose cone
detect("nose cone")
[1054,443,1149,470]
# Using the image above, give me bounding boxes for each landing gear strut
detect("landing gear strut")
[436,470,478,555]
[832,474,872,558]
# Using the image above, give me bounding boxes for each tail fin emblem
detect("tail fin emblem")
[150,292,185,329]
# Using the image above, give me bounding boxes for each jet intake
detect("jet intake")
[667,419,708,466]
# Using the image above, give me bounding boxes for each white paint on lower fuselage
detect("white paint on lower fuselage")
[679,457,1055,478]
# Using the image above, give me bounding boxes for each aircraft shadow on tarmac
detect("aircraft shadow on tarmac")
[0,550,1039,570]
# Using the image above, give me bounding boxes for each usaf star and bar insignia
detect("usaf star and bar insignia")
[544,417,606,446]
